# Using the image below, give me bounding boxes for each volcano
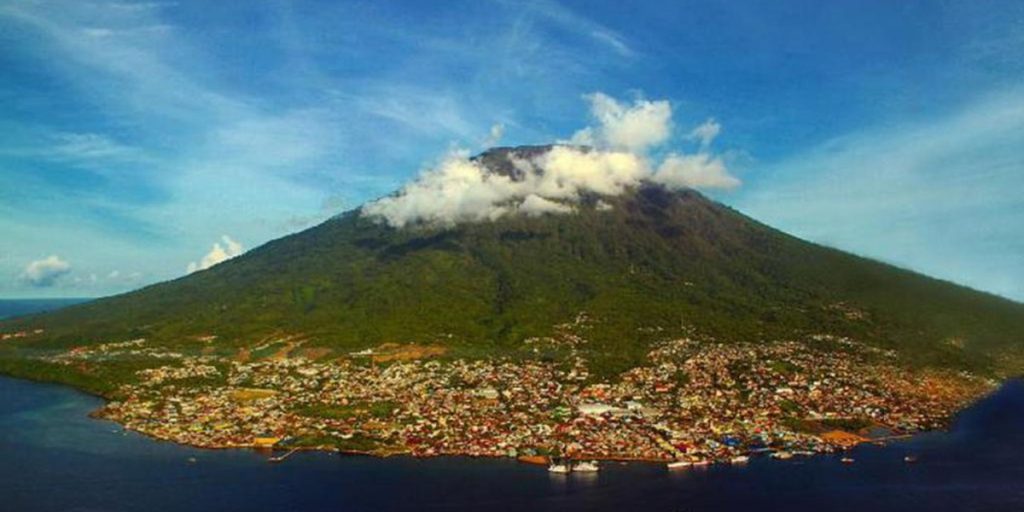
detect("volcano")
[2,146,1022,388]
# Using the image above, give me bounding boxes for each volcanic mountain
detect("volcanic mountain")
[3,146,1023,391]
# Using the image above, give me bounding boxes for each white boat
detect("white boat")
[572,460,600,472]
[841,457,855,464]
[690,459,710,467]
[730,455,750,464]
[667,460,692,469]
[771,450,793,460]
[904,455,918,463]
[548,463,571,474]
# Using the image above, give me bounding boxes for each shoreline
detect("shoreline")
[1,373,935,466]
[5,364,1024,512]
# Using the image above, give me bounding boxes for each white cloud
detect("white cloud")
[361,145,649,227]
[21,255,72,287]
[653,153,740,190]
[482,123,505,148]
[534,145,649,198]
[518,194,573,216]
[688,118,721,148]
[187,235,244,273]
[361,151,517,228]
[571,92,672,152]
[363,92,740,228]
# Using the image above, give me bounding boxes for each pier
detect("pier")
[269,448,299,464]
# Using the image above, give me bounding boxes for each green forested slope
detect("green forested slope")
[3,180,1023,381]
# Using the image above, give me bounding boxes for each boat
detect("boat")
[517,455,550,466]
[548,463,571,474]
[730,455,750,464]
[690,459,711,467]
[841,457,855,464]
[667,460,692,469]
[572,460,600,473]
[904,455,918,463]
[771,450,793,460]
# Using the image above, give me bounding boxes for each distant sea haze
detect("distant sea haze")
[0,298,91,320]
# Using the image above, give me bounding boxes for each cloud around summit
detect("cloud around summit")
[362,92,741,228]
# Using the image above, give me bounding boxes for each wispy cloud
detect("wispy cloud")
[508,0,636,58]
[3,0,1020,303]
[736,90,1024,300]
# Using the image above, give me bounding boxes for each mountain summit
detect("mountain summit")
[2,146,1023,390]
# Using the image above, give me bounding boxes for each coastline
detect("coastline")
[0,372,978,466]
[6,372,1024,512]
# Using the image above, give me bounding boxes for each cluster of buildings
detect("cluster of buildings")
[0,328,43,341]
[44,331,993,462]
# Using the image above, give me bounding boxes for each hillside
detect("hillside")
[2,147,1023,392]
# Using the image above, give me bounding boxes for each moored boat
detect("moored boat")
[572,460,600,473]
[517,455,550,466]
[667,460,692,469]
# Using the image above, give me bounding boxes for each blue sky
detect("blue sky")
[1,0,1022,300]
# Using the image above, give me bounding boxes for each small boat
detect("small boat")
[517,455,550,466]
[841,457,855,464]
[187,457,197,464]
[690,459,711,467]
[730,455,750,464]
[572,460,600,473]
[904,455,918,463]
[548,463,571,474]
[771,451,793,460]
[667,460,692,469]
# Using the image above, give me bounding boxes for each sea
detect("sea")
[2,300,1023,512]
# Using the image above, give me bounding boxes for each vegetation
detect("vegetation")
[2,162,1023,388]
[819,417,874,432]
[295,401,397,420]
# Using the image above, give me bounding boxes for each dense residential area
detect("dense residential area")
[24,326,993,464]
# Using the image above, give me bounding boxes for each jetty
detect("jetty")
[268,448,299,464]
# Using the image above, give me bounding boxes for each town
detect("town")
[39,328,993,467]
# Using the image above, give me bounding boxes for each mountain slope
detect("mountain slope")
[2,149,1023,384]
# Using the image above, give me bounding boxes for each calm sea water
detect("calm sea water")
[2,302,1023,511]
[4,375,1024,511]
